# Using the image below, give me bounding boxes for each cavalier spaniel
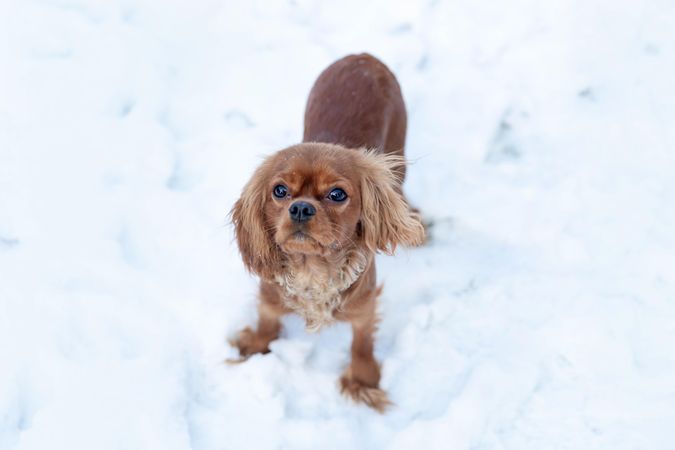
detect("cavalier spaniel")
[230,53,424,412]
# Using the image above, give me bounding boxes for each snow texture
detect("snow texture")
[1,0,675,449]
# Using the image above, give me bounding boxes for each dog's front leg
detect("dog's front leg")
[232,281,287,358]
[339,295,391,412]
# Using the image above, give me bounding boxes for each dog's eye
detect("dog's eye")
[273,184,288,199]
[328,188,348,202]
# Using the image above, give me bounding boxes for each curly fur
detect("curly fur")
[275,248,370,331]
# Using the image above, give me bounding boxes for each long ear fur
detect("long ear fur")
[357,150,425,254]
[230,158,284,279]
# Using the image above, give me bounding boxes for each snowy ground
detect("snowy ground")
[2,0,675,448]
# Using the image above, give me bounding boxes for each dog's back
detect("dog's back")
[303,53,407,164]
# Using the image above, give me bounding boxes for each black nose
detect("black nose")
[289,201,316,222]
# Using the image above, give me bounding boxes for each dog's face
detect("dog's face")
[266,146,362,257]
[232,143,424,279]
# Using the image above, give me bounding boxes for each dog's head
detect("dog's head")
[231,143,424,279]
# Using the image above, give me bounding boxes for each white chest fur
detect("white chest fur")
[274,249,369,332]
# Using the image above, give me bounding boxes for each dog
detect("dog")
[230,53,424,412]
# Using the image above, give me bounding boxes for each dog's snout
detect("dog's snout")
[289,201,316,222]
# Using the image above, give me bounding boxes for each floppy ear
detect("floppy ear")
[230,158,284,280]
[357,150,425,254]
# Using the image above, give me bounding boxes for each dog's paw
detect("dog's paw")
[228,327,272,359]
[339,371,392,413]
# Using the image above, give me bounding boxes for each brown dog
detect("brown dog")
[231,53,424,411]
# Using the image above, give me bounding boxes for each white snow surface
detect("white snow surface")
[2,0,675,449]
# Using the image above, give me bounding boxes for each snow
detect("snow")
[1,0,675,448]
